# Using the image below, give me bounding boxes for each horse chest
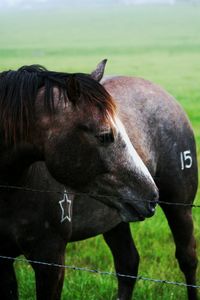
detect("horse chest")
[0,192,72,252]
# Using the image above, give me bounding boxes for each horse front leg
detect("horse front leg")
[161,204,198,300]
[27,237,66,300]
[103,222,139,300]
[0,258,18,300]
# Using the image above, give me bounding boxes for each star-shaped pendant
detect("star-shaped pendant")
[59,190,72,223]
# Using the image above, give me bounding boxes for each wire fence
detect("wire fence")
[0,254,200,290]
[0,184,199,291]
[0,184,200,208]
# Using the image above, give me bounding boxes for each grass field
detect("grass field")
[0,3,200,299]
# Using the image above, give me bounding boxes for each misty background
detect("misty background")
[0,0,199,10]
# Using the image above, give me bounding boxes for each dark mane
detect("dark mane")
[0,65,116,144]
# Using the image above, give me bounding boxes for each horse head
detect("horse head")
[0,62,158,222]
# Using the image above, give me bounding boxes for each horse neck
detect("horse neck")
[0,143,43,185]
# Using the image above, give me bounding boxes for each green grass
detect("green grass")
[1,3,200,299]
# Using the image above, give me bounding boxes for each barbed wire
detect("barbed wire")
[0,185,199,291]
[0,254,199,290]
[0,184,200,208]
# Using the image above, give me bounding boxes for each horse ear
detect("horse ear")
[90,59,107,82]
[67,75,81,104]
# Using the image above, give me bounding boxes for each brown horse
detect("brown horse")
[0,64,158,219]
[0,62,158,299]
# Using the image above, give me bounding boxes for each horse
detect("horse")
[71,61,198,300]
[0,62,158,299]
[16,59,198,300]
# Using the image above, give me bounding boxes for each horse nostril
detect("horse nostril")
[153,189,159,202]
[148,201,157,214]
[148,190,159,213]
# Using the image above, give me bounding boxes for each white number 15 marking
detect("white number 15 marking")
[180,150,192,170]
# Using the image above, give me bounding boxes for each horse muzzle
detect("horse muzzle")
[119,190,159,222]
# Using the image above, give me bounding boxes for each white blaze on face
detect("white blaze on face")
[114,117,155,184]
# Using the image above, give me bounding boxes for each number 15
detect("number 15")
[180,150,192,170]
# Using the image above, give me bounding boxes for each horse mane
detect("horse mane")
[0,65,116,144]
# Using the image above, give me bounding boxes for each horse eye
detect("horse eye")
[79,124,92,133]
[95,131,114,145]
